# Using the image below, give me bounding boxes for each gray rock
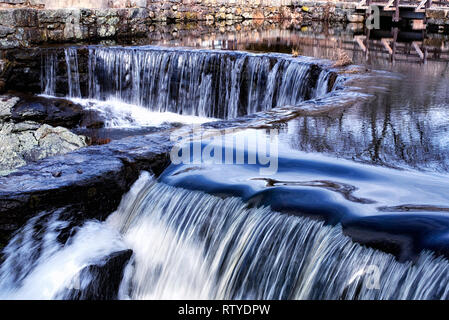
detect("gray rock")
[33,124,87,160]
[29,0,46,5]
[0,95,20,120]
[1,0,25,3]
[0,122,34,175]
[63,10,83,40]
[0,10,15,27]
[0,38,20,49]
[11,120,41,132]
[0,26,15,38]
[0,121,87,176]
[0,130,172,251]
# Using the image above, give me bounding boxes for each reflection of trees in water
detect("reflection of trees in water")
[288,70,449,173]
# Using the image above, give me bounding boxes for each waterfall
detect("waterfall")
[315,70,333,97]
[41,46,337,119]
[41,50,57,96]
[85,47,336,119]
[1,172,449,300]
[64,48,82,98]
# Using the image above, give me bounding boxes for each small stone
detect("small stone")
[347,14,364,23]
[52,171,62,178]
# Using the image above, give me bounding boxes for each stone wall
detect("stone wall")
[426,7,449,30]
[0,8,154,48]
[0,1,363,48]
[45,0,111,9]
[3,0,294,9]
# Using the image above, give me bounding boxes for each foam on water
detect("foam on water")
[70,97,215,128]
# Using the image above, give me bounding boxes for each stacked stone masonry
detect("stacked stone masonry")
[0,1,364,48]
[0,1,448,49]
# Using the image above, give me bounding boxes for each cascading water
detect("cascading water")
[315,70,336,97]
[41,46,337,119]
[41,50,57,96]
[87,47,334,119]
[64,47,82,98]
[1,172,449,300]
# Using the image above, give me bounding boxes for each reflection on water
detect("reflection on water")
[142,21,449,173]
[160,129,449,261]
[283,69,449,172]
[64,20,449,173]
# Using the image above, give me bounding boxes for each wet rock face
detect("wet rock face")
[2,93,106,128]
[11,95,85,127]
[0,47,91,96]
[63,249,133,300]
[0,48,42,94]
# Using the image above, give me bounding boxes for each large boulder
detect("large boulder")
[11,95,85,128]
[0,121,39,175]
[0,95,89,175]
[0,121,87,176]
[62,249,133,300]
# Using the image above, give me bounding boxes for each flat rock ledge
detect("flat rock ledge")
[0,130,173,249]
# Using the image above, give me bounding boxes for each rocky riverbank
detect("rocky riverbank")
[0,94,100,176]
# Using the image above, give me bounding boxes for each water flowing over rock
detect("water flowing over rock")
[41,50,57,96]
[3,32,446,301]
[86,47,335,119]
[64,48,82,99]
[0,130,173,251]
[35,46,339,119]
[63,249,133,300]
[1,172,449,300]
